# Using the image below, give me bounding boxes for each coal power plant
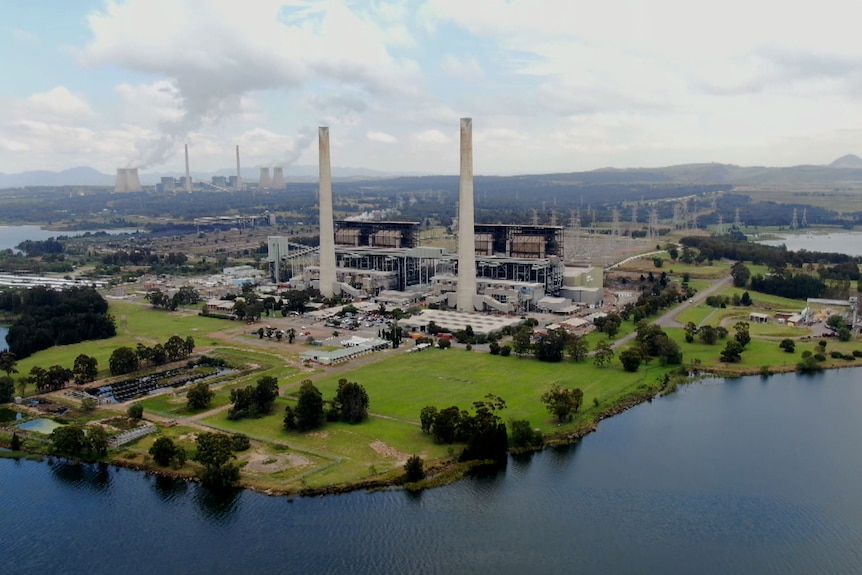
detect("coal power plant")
[114,143,287,193]
[267,119,604,314]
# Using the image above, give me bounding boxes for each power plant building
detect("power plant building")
[114,168,142,193]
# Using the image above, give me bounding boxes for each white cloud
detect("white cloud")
[12,29,39,45]
[413,129,449,144]
[441,55,484,81]
[367,130,398,144]
[25,87,93,119]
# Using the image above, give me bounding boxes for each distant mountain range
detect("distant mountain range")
[3,155,862,188]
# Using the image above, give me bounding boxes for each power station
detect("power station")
[267,119,603,313]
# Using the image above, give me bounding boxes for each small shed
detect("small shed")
[749,312,769,324]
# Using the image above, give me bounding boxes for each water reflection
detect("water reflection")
[151,474,189,502]
[49,460,112,492]
[193,484,241,523]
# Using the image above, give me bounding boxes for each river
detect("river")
[3,369,862,574]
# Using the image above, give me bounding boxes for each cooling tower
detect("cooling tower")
[184,144,192,192]
[271,167,285,189]
[114,168,128,193]
[259,167,272,189]
[317,127,336,298]
[126,168,142,193]
[456,117,477,311]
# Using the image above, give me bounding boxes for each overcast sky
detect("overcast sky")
[2,0,862,175]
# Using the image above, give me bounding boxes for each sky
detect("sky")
[2,0,862,176]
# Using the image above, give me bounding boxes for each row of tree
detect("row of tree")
[419,395,509,463]
[109,335,196,376]
[283,379,370,431]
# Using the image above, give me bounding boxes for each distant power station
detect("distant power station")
[113,143,287,193]
[114,168,142,193]
[267,119,603,313]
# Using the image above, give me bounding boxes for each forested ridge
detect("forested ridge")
[0,286,116,358]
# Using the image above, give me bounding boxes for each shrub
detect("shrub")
[814,353,826,362]
[508,419,543,449]
[231,433,250,451]
[403,455,425,483]
[830,351,844,359]
[500,345,512,357]
[127,403,143,420]
[853,350,862,358]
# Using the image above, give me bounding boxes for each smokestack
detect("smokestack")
[318,127,336,298]
[456,117,477,312]
[271,167,285,189]
[114,168,128,193]
[235,144,242,189]
[184,144,192,193]
[259,167,272,189]
[126,168,142,193]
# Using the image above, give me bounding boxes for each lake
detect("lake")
[0,224,138,252]
[3,369,862,574]
[756,231,862,256]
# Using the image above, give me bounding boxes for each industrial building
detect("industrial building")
[266,119,604,314]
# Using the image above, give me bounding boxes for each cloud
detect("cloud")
[441,55,484,81]
[367,130,397,143]
[12,29,39,45]
[413,129,449,144]
[78,0,422,167]
[25,87,93,119]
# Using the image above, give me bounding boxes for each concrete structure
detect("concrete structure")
[456,117,477,311]
[317,126,337,298]
[259,167,271,189]
[401,309,523,336]
[184,144,192,193]
[749,312,769,323]
[235,145,242,189]
[271,167,285,189]
[114,168,142,193]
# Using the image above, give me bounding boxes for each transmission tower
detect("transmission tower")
[790,208,798,230]
[801,208,808,227]
[717,213,724,235]
[531,209,539,225]
[631,203,638,227]
[611,208,621,237]
[549,209,558,227]
[648,207,659,239]
[734,207,742,228]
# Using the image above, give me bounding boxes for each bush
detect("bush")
[500,345,512,357]
[814,353,826,362]
[853,350,862,358]
[231,433,250,451]
[830,351,844,359]
[403,454,425,483]
[127,403,143,420]
[508,419,543,449]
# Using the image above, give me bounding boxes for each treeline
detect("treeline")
[1,286,116,359]
[680,235,860,268]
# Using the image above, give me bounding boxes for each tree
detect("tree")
[437,338,451,350]
[420,405,438,434]
[10,432,22,451]
[593,341,615,367]
[733,321,751,348]
[0,375,14,403]
[294,380,324,431]
[127,402,144,420]
[334,379,369,424]
[460,395,508,462]
[254,376,279,415]
[164,335,186,362]
[186,381,214,410]
[740,291,753,306]
[533,329,568,362]
[193,432,239,488]
[403,455,426,483]
[229,376,279,420]
[508,419,543,449]
[731,262,751,288]
[51,423,86,456]
[720,340,744,363]
[512,326,533,356]
[72,354,99,385]
[27,366,47,392]
[429,405,462,444]
[109,346,139,376]
[698,325,718,345]
[0,351,18,376]
[541,384,583,422]
[87,426,109,458]
[595,313,622,338]
[44,365,72,391]
[150,436,179,467]
[287,328,296,344]
[619,348,643,372]
[566,335,589,362]
[779,339,796,353]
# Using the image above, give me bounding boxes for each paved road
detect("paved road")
[611,272,733,349]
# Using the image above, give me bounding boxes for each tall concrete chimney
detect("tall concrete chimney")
[271,167,285,189]
[456,117,477,311]
[114,168,128,193]
[235,144,242,190]
[317,127,337,298]
[184,144,192,193]
[126,168,142,193]
[259,167,271,189]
